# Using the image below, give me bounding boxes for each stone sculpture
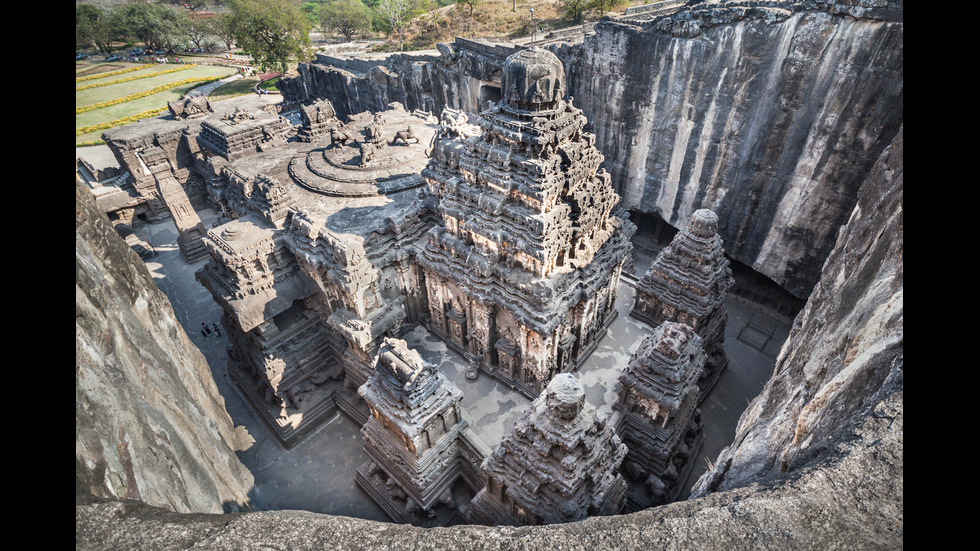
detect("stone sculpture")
[631,208,734,401]
[168,94,213,120]
[418,47,635,399]
[467,373,628,525]
[613,321,705,508]
[196,214,340,447]
[356,338,483,525]
[297,99,341,143]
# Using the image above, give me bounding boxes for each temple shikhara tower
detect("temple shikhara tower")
[631,209,734,400]
[467,373,628,525]
[356,338,485,525]
[613,321,706,508]
[419,47,635,398]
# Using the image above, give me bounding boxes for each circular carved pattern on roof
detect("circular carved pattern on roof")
[287,117,437,197]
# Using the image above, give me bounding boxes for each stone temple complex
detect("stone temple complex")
[613,321,706,509]
[77,1,904,546]
[419,47,635,399]
[631,209,734,400]
[467,374,628,526]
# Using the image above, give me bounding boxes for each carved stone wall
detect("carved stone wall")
[356,338,483,524]
[632,208,734,400]
[614,321,705,509]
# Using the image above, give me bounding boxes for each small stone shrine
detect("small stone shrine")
[296,99,342,143]
[197,106,292,161]
[631,208,734,400]
[419,47,635,399]
[356,338,485,525]
[613,321,705,509]
[467,374,628,526]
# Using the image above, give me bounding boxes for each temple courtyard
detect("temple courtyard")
[134,204,790,522]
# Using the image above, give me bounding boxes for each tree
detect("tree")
[210,12,238,51]
[556,0,590,24]
[116,2,188,52]
[375,0,413,51]
[455,0,480,37]
[186,16,216,51]
[76,3,116,54]
[318,0,372,42]
[227,0,312,73]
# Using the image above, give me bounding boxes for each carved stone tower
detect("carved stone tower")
[356,338,483,525]
[419,47,635,398]
[613,321,705,509]
[467,373,628,526]
[631,208,734,401]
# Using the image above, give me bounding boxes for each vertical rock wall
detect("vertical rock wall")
[562,6,903,298]
[76,180,254,514]
[692,124,902,497]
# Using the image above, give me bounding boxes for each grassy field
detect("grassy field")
[75,61,239,145]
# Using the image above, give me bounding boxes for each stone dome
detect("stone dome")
[545,374,586,420]
[502,47,566,108]
[688,209,720,238]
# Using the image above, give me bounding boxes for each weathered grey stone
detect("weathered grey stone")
[418,47,635,399]
[468,374,628,526]
[691,125,903,497]
[75,122,902,548]
[76,180,254,515]
[614,321,705,508]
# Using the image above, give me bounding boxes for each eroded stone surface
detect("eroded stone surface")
[356,338,485,524]
[632,208,733,400]
[468,374,628,526]
[614,321,705,508]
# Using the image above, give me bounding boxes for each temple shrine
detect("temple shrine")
[613,321,706,508]
[418,47,635,398]
[356,338,486,525]
[467,373,628,525]
[631,209,735,400]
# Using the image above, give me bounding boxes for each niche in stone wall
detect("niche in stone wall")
[479,83,501,111]
[273,300,308,333]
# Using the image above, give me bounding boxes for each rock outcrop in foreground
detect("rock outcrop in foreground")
[76,180,254,515]
[75,118,902,547]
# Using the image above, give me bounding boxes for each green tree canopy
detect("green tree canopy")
[76,3,116,54]
[318,0,372,42]
[228,0,312,72]
[375,0,413,51]
[210,12,238,51]
[556,0,590,24]
[115,1,189,51]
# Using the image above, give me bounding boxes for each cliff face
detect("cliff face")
[562,3,903,298]
[76,180,254,514]
[690,124,902,497]
[280,1,903,299]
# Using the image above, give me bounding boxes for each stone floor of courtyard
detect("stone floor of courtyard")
[137,206,791,522]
